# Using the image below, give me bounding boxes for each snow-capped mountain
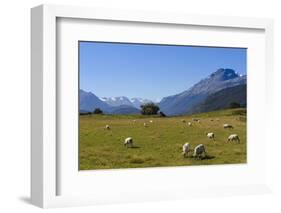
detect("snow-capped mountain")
[80,89,155,114]
[80,90,141,114]
[99,96,133,107]
[98,96,153,109]
[159,68,247,115]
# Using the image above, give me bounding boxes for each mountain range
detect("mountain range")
[80,68,247,116]
[80,90,152,114]
[99,96,152,109]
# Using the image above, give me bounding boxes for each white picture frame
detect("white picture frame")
[31,4,274,208]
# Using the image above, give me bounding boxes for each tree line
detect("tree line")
[80,102,242,116]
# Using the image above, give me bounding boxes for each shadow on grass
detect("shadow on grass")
[188,155,216,160]
[125,146,140,149]
[202,155,215,160]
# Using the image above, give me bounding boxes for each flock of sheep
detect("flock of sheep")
[179,118,240,159]
[105,117,241,160]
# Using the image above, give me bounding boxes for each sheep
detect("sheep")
[192,118,200,122]
[181,119,186,123]
[206,132,215,140]
[182,143,190,157]
[133,119,136,123]
[193,144,206,159]
[124,137,133,147]
[223,124,233,129]
[227,134,240,143]
[188,122,192,126]
[144,122,147,127]
[150,120,153,123]
[105,124,110,130]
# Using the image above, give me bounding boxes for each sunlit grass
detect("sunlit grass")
[79,108,246,170]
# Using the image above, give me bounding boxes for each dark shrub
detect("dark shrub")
[93,108,103,114]
[140,103,160,115]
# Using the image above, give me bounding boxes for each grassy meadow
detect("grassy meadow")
[79,108,246,170]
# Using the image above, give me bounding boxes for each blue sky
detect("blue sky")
[79,41,246,101]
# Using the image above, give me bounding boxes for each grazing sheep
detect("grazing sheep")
[188,122,192,126]
[150,120,153,123]
[207,132,215,140]
[192,118,200,122]
[144,122,147,127]
[223,124,233,129]
[227,134,240,143]
[133,119,136,123]
[124,137,133,147]
[182,143,190,157]
[193,144,206,159]
[181,119,186,123]
[105,125,110,130]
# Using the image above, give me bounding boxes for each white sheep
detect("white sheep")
[188,122,192,126]
[144,122,147,127]
[193,144,206,159]
[149,120,153,123]
[182,143,190,157]
[223,124,233,129]
[105,124,110,130]
[207,132,215,140]
[133,119,136,123]
[124,137,133,147]
[227,134,240,143]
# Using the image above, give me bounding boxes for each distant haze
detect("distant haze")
[79,42,246,100]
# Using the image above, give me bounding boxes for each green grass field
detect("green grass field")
[79,108,246,170]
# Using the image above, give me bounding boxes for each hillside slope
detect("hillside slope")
[191,84,246,113]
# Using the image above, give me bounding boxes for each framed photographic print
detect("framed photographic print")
[78,41,247,170]
[31,4,274,208]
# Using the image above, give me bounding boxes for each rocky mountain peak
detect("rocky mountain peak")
[210,68,238,81]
